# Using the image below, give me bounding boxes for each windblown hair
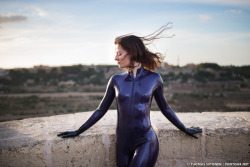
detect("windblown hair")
[114,23,174,71]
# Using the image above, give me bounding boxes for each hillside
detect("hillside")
[0,63,249,121]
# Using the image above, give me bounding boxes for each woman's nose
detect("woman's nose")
[115,55,119,61]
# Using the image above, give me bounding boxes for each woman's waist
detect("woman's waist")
[116,124,152,135]
[116,126,156,145]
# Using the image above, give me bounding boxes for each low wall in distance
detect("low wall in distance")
[0,111,249,167]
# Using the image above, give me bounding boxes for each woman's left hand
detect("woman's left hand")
[57,130,79,138]
[185,126,203,139]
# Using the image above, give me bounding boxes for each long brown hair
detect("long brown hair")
[114,23,174,71]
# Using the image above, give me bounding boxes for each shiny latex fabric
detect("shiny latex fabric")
[76,67,186,167]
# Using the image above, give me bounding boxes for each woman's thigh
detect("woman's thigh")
[116,145,134,167]
[129,130,159,167]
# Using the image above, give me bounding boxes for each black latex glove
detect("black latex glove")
[185,126,203,139]
[57,130,79,138]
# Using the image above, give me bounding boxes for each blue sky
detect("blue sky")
[0,0,250,69]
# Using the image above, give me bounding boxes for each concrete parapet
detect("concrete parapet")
[0,111,249,167]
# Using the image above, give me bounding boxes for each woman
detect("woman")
[58,24,203,167]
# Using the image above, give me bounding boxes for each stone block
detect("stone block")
[0,141,46,167]
[52,134,105,167]
[157,128,202,159]
[205,128,250,159]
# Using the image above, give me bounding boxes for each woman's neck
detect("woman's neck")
[132,63,141,78]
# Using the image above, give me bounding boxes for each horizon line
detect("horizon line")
[0,62,249,70]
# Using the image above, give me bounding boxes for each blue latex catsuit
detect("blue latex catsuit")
[75,66,186,167]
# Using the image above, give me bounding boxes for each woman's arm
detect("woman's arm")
[58,76,115,138]
[153,74,202,139]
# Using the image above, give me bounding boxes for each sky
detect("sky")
[0,0,250,69]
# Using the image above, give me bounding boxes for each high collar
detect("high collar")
[127,66,144,81]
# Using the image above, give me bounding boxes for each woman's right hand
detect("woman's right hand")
[57,131,79,138]
[185,126,203,139]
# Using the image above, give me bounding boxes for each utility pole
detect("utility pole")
[177,55,180,67]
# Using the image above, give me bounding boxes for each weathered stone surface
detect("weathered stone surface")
[52,135,105,167]
[205,129,249,159]
[1,141,46,167]
[158,129,202,159]
[0,111,249,167]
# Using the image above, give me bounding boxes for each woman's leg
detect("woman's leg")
[129,130,159,167]
[116,143,134,167]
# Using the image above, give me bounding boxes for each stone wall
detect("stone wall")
[0,111,249,167]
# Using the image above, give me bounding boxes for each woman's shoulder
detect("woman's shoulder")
[113,71,127,77]
[109,71,127,81]
[144,68,162,80]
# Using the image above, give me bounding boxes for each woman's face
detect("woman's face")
[115,44,131,68]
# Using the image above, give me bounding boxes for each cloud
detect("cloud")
[198,14,212,21]
[30,6,48,17]
[199,0,250,7]
[0,14,27,24]
[228,9,242,14]
[131,0,250,8]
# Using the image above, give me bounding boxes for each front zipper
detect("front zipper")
[129,68,142,112]
[130,79,135,108]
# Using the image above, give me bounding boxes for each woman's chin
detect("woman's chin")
[117,64,128,69]
[118,64,124,68]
